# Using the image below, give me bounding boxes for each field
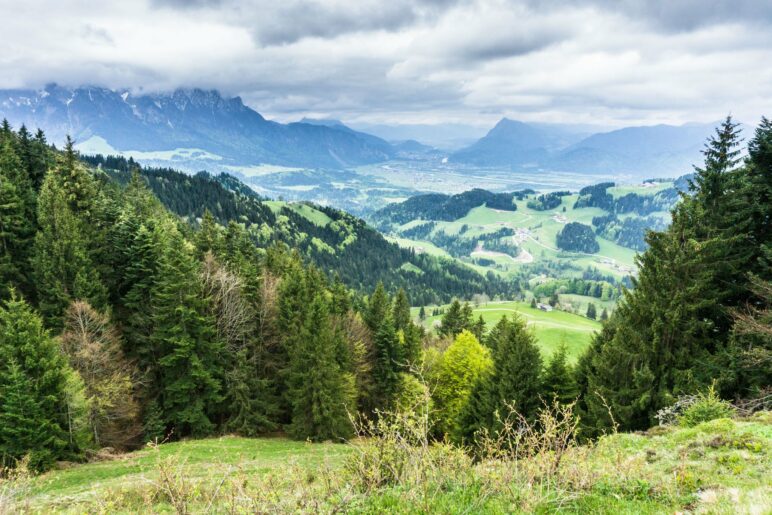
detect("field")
[416,301,602,361]
[10,414,771,513]
[264,200,333,226]
[389,187,650,281]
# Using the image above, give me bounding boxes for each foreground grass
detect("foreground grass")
[22,437,350,511]
[7,412,769,513]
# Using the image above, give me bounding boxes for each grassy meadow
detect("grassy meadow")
[416,300,602,361]
[9,413,770,513]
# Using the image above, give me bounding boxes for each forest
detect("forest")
[0,115,769,490]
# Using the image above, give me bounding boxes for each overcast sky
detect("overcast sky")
[1,0,770,127]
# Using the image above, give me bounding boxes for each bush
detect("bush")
[678,387,735,428]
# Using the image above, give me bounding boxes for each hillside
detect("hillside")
[0,84,394,169]
[85,154,518,305]
[13,414,771,513]
[367,178,686,291]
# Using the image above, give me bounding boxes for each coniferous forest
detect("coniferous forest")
[0,117,770,510]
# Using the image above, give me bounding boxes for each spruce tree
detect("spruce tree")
[370,314,401,412]
[541,344,578,405]
[586,302,597,320]
[0,295,74,469]
[364,281,390,332]
[490,315,543,422]
[577,117,769,432]
[195,209,224,259]
[392,288,411,331]
[439,299,471,337]
[0,137,36,299]
[33,164,107,329]
[150,229,223,437]
[287,295,353,441]
[472,314,487,341]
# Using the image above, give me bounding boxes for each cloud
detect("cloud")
[0,0,769,127]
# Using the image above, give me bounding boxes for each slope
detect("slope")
[86,154,519,305]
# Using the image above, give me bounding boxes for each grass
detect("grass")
[14,413,771,514]
[558,293,616,315]
[387,191,651,282]
[386,236,451,258]
[24,437,350,510]
[264,201,333,226]
[416,301,601,361]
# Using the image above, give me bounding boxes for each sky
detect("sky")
[1,0,770,127]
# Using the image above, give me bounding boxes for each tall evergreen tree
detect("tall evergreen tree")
[577,117,772,432]
[438,299,469,337]
[392,288,411,331]
[150,228,223,437]
[0,295,76,470]
[370,313,401,412]
[0,359,48,469]
[541,344,578,405]
[364,281,390,332]
[489,315,543,421]
[0,138,36,299]
[33,172,107,329]
[459,315,543,438]
[287,295,353,441]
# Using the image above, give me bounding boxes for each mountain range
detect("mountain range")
[450,118,719,176]
[0,84,727,178]
[0,84,394,168]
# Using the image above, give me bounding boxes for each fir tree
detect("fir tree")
[370,313,401,412]
[0,138,36,299]
[0,295,75,470]
[150,229,223,437]
[489,315,543,422]
[364,281,390,332]
[0,360,50,470]
[472,314,487,341]
[392,288,411,331]
[287,295,353,441]
[33,164,107,328]
[438,299,471,337]
[195,209,224,259]
[541,344,578,405]
[577,117,769,432]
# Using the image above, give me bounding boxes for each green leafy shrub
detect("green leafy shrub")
[678,387,735,428]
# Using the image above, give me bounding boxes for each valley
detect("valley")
[370,179,682,291]
[2,2,770,513]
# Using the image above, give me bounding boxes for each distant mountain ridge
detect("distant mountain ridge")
[451,117,720,177]
[0,84,394,168]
